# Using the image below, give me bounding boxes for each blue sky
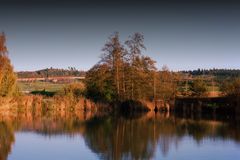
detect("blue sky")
[0,0,240,71]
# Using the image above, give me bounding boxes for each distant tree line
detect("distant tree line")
[17,67,86,78]
[85,32,177,103]
[182,69,240,78]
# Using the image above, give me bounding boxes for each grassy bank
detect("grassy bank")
[0,95,112,115]
[17,81,65,93]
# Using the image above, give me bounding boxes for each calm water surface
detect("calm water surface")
[1,111,240,160]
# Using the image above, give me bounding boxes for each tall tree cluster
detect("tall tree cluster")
[85,32,177,102]
[0,33,17,97]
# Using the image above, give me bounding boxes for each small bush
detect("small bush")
[189,79,207,97]
[63,82,85,99]
[221,78,240,96]
[31,90,55,97]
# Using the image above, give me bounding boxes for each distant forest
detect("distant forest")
[181,69,240,78]
[17,68,240,79]
[17,67,86,78]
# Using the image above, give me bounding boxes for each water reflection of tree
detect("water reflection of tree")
[15,111,90,136]
[83,113,240,159]
[0,121,15,160]
[0,111,240,160]
[83,116,157,160]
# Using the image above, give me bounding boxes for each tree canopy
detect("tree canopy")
[0,33,17,97]
[85,32,177,103]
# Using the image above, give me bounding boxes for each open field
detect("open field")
[17,81,66,93]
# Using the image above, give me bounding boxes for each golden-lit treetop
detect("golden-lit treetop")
[0,32,8,56]
[0,33,17,97]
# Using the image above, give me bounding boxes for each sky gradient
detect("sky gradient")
[0,0,240,71]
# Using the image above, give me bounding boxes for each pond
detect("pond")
[0,111,240,160]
